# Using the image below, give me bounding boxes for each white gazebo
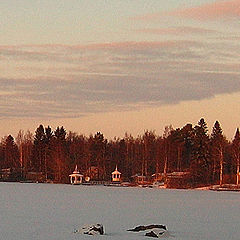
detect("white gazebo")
[111,166,121,182]
[69,165,83,185]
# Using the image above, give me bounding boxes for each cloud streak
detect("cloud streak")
[0,40,240,119]
[133,0,240,21]
[169,0,240,20]
[136,26,221,35]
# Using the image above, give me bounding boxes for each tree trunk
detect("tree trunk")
[212,158,216,183]
[164,155,168,177]
[219,150,223,186]
[237,158,239,185]
[177,146,181,172]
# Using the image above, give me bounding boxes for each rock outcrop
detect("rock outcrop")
[127,224,167,232]
[128,224,167,238]
[76,223,104,235]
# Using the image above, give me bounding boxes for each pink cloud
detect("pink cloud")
[133,0,240,21]
[73,41,194,50]
[0,42,176,51]
[9,41,200,50]
[170,0,240,20]
[136,26,220,35]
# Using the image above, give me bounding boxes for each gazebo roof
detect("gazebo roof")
[73,165,80,173]
[69,173,83,177]
[69,165,83,176]
[112,166,121,175]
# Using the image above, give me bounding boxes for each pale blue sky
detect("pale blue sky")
[0,0,240,139]
[1,0,217,45]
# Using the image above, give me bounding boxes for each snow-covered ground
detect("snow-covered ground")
[0,183,239,240]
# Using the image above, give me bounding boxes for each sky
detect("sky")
[0,0,240,140]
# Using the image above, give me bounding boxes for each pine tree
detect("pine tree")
[32,125,45,172]
[89,132,107,180]
[142,130,156,176]
[162,125,173,176]
[191,118,210,184]
[67,132,86,175]
[180,124,194,170]
[232,128,240,185]
[43,126,53,180]
[52,126,69,183]
[210,121,227,185]
[3,135,20,169]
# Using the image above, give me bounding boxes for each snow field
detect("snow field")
[0,183,239,240]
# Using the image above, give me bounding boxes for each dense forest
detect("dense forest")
[0,118,239,187]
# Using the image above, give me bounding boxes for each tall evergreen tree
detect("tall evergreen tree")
[3,135,20,169]
[142,130,156,176]
[232,128,240,185]
[43,126,53,180]
[180,124,194,170]
[32,125,46,172]
[191,118,210,184]
[210,121,227,185]
[162,125,173,176]
[66,132,87,176]
[89,132,107,180]
[51,126,69,182]
[23,130,34,176]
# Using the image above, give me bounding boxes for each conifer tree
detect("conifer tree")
[191,118,210,184]
[43,126,53,180]
[142,130,156,176]
[210,121,227,185]
[180,124,194,170]
[67,131,86,174]
[89,132,107,180]
[33,125,45,172]
[3,135,20,169]
[52,126,68,182]
[162,125,173,176]
[232,128,240,185]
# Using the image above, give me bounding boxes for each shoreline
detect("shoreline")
[1,181,240,192]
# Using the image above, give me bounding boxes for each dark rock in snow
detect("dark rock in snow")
[76,223,104,235]
[145,231,159,238]
[128,224,168,238]
[145,229,167,238]
[127,224,167,232]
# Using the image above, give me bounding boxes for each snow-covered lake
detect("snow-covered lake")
[0,183,239,240]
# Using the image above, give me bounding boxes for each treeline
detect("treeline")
[0,118,239,186]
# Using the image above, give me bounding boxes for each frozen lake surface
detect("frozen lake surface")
[0,182,239,240]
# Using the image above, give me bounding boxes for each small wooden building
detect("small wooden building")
[165,172,192,189]
[111,166,121,182]
[25,172,45,183]
[69,165,83,185]
[151,173,165,183]
[85,166,104,181]
[131,174,147,185]
[0,168,22,182]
